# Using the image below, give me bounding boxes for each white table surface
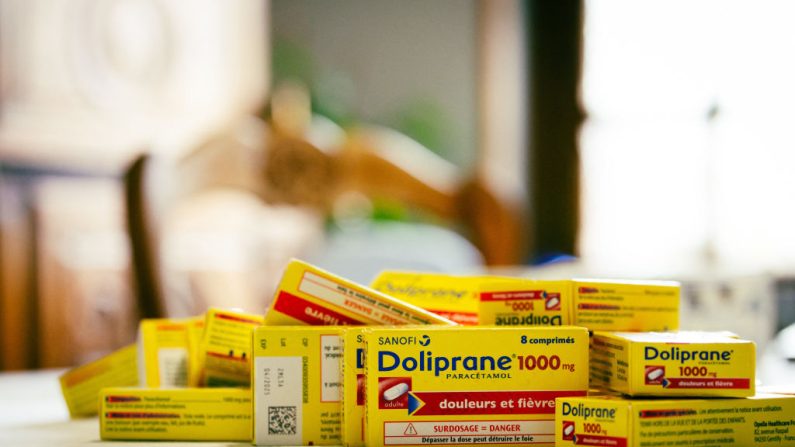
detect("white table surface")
[4,365,791,446]
[0,369,248,446]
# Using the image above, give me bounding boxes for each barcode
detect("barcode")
[268,406,297,435]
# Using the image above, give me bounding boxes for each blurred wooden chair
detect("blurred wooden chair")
[124,85,524,318]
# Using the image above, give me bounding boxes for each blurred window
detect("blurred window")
[580,0,795,275]
[0,0,268,170]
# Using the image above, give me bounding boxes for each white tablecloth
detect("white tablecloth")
[0,369,249,446]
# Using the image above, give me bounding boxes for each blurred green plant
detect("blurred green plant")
[391,98,454,166]
[272,38,457,225]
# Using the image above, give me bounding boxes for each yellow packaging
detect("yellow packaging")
[572,280,679,331]
[479,279,571,327]
[590,331,755,397]
[252,326,345,445]
[556,393,795,447]
[99,387,251,441]
[371,271,500,325]
[186,316,206,387]
[137,318,191,387]
[479,279,679,331]
[264,259,456,326]
[59,344,138,418]
[341,328,367,447]
[200,308,263,387]
[365,326,589,446]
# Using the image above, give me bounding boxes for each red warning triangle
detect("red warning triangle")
[404,423,418,435]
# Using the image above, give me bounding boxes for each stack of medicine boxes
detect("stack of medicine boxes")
[373,271,795,447]
[251,260,594,447]
[557,325,794,445]
[60,259,795,446]
[64,308,265,442]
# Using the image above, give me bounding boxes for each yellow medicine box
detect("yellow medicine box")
[138,318,191,387]
[364,326,589,447]
[99,387,252,441]
[556,392,795,447]
[341,328,367,447]
[60,344,138,418]
[200,308,264,387]
[371,271,499,325]
[479,279,679,331]
[590,331,755,397]
[264,259,456,326]
[252,326,345,446]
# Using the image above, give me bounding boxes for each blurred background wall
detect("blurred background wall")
[1,0,794,385]
[272,0,479,170]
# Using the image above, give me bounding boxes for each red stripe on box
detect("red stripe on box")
[639,408,696,418]
[410,390,586,416]
[272,290,364,325]
[105,412,179,419]
[424,309,478,325]
[214,312,262,325]
[577,303,620,310]
[575,434,627,446]
[105,396,141,403]
[666,377,750,389]
[480,291,545,302]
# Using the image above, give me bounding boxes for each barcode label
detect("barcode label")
[268,406,298,435]
[255,356,302,445]
[157,348,188,387]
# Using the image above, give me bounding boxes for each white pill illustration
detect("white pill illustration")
[563,424,575,436]
[647,368,664,381]
[546,297,560,309]
[383,383,409,401]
